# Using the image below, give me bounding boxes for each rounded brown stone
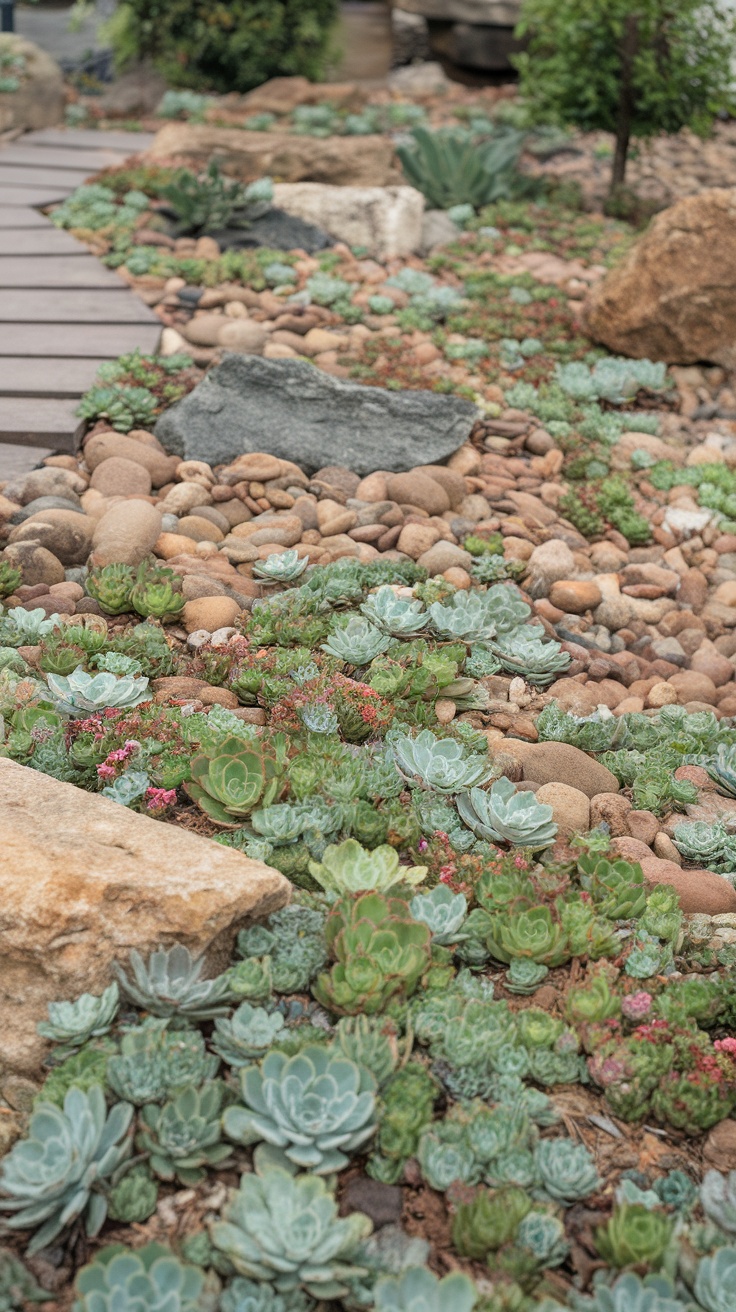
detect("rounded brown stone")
[668,670,718,705]
[639,856,736,914]
[386,471,450,516]
[183,596,241,634]
[549,579,603,613]
[90,457,152,499]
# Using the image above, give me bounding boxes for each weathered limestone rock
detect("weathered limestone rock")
[0,760,290,1076]
[146,123,400,187]
[272,183,424,260]
[583,188,736,367]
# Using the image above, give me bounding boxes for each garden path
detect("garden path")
[0,126,160,454]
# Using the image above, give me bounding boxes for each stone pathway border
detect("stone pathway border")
[0,127,160,452]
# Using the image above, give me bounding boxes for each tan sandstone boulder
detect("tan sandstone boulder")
[146,123,400,187]
[0,759,290,1076]
[583,188,736,367]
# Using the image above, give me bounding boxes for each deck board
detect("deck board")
[0,357,109,397]
[22,129,155,152]
[0,206,52,227]
[0,227,90,255]
[0,323,161,357]
[0,255,124,288]
[0,164,95,188]
[0,398,84,450]
[0,289,159,323]
[0,145,136,171]
[0,184,77,206]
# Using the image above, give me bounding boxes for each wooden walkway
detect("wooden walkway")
[0,127,161,453]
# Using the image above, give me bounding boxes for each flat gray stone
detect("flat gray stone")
[155,354,478,476]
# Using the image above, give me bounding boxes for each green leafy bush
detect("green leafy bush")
[106,0,339,94]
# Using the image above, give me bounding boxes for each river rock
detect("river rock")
[85,431,178,488]
[638,856,736,915]
[0,759,289,1075]
[503,740,620,798]
[272,183,424,260]
[90,456,153,498]
[0,36,64,134]
[1,541,65,586]
[583,188,736,367]
[90,500,163,567]
[156,355,477,475]
[8,508,93,566]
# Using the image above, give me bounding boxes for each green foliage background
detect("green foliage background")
[515,0,736,140]
[105,0,339,93]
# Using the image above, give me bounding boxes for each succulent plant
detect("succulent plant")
[2,1249,49,1310]
[106,1018,219,1103]
[46,666,151,716]
[367,1062,438,1184]
[517,1210,569,1267]
[224,1044,377,1173]
[237,906,327,995]
[254,550,309,584]
[335,1015,406,1088]
[392,728,492,794]
[360,587,429,637]
[457,778,557,849]
[0,606,61,644]
[185,735,283,826]
[491,630,571,687]
[504,959,550,995]
[130,563,185,621]
[212,1003,286,1067]
[374,1267,478,1312]
[410,884,468,944]
[220,1281,314,1312]
[137,1081,230,1184]
[322,616,391,665]
[452,1185,532,1258]
[572,1272,687,1312]
[693,1247,736,1312]
[209,1160,372,1299]
[37,982,119,1051]
[312,892,432,1016]
[72,1242,216,1312]
[308,839,426,896]
[488,906,570,968]
[114,944,236,1020]
[428,594,498,642]
[651,1069,735,1134]
[0,1086,133,1254]
[672,818,728,865]
[534,1138,601,1203]
[106,1164,158,1224]
[700,1169,736,1235]
[703,743,736,799]
[595,1204,674,1269]
[0,562,22,599]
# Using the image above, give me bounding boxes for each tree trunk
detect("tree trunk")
[611,14,639,194]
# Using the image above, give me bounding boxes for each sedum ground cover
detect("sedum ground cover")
[0,555,736,1311]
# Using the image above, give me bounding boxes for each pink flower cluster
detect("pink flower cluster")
[715,1037,736,1056]
[621,992,652,1021]
[96,740,141,782]
[145,787,177,811]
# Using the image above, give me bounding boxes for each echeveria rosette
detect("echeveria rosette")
[392,728,492,794]
[209,1161,372,1300]
[185,735,282,827]
[534,1138,601,1203]
[212,1003,286,1068]
[577,1272,690,1312]
[223,1044,377,1173]
[0,1086,133,1255]
[595,1203,674,1270]
[360,586,429,637]
[37,982,120,1051]
[312,892,432,1017]
[136,1082,231,1185]
[46,667,151,716]
[374,1267,477,1312]
[457,777,557,850]
[487,905,571,968]
[72,1242,215,1312]
[651,1068,736,1135]
[308,838,426,897]
[694,1247,736,1312]
[114,943,236,1021]
[700,1168,736,1235]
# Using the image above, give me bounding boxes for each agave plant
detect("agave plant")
[392,728,492,794]
[534,1138,601,1203]
[321,616,391,665]
[397,123,526,209]
[130,563,185,621]
[224,1045,377,1173]
[308,839,427,896]
[254,550,309,583]
[209,1161,372,1299]
[312,892,432,1016]
[46,667,151,716]
[693,1247,736,1312]
[85,563,135,615]
[0,1086,133,1254]
[457,777,557,849]
[212,1003,286,1068]
[360,587,429,637]
[409,884,468,944]
[37,982,119,1051]
[137,1082,230,1184]
[114,944,236,1020]
[185,735,283,826]
[72,1243,217,1312]
[374,1266,477,1312]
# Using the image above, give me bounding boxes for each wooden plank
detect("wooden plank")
[0,398,83,451]
[0,145,133,171]
[0,255,124,289]
[0,290,159,323]
[0,206,52,228]
[0,185,77,206]
[22,129,155,152]
[0,227,88,255]
[0,165,95,188]
[0,357,109,397]
[0,323,161,356]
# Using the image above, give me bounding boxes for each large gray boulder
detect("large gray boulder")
[155,355,478,476]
